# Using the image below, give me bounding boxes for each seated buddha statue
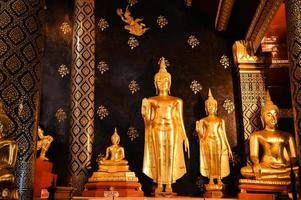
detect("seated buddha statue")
[241,91,298,181]
[37,126,53,161]
[98,128,129,172]
[0,101,18,199]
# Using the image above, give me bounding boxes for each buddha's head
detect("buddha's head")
[205,88,217,115]
[261,90,279,129]
[154,57,171,95]
[111,128,120,145]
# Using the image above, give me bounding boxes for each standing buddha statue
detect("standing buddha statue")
[141,57,189,194]
[195,89,233,196]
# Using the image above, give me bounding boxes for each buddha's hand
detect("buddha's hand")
[228,151,234,161]
[253,164,262,178]
[184,138,190,158]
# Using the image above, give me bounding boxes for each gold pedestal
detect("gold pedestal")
[88,171,138,182]
[98,165,129,173]
[204,184,224,198]
[238,179,290,200]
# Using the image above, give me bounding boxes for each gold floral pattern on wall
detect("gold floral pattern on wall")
[58,64,70,77]
[223,99,235,114]
[190,80,202,94]
[60,22,72,35]
[98,18,109,31]
[127,126,139,141]
[97,61,109,74]
[187,35,199,48]
[220,54,230,69]
[56,108,67,123]
[157,15,168,28]
[128,80,140,94]
[127,0,138,6]
[97,105,109,120]
[128,36,139,49]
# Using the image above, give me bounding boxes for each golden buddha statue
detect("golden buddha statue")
[37,126,53,161]
[88,128,138,182]
[240,91,297,181]
[141,57,189,194]
[196,89,233,191]
[0,101,18,199]
[98,128,129,173]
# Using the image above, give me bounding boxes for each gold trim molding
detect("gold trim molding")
[245,0,282,52]
[215,0,236,31]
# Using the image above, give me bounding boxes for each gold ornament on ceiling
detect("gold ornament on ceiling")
[187,35,200,48]
[60,22,72,35]
[56,108,67,123]
[98,18,109,31]
[220,54,230,69]
[58,64,70,78]
[117,6,149,36]
[128,80,140,94]
[127,0,138,6]
[128,36,139,49]
[97,61,109,74]
[223,99,235,114]
[157,15,168,28]
[190,80,202,94]
[127,127,139,141]
[97,105,109,120]
[185,0,192,7]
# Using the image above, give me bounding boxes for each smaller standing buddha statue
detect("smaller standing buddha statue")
[0,101,18,199]
[195,89,232,197]
[37,126,53,161]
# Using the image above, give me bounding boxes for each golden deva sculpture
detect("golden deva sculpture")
[117,6,149,36]
[37,126,53,161]
[196,89,233,193]
[0,101,18,199]
[141,57,189,194]
[240,91,297,181]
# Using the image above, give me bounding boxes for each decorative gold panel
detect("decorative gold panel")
[68,0,95,195]
[0,0,44,198]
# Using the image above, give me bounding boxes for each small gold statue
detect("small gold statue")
[37,126,53,161]
[0,101,18,199]
[240,91,298,181]
[117,6,149,36]
[141,57,189,194]
[196,89,233,193]
[87,128,138,182]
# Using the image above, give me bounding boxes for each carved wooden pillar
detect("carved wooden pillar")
[0,0,44,198]
[285,0,301,153]
[68,0,95,195]
[232,41,267,142]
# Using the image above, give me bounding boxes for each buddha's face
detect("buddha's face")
[111,136,120,145]
[262,109,278,129]
[205,101,217,115]
[155,74,170,93]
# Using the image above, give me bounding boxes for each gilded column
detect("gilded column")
[285,0,301,153]
[0,0,44,198]
[232,41,267,140]
[68,0,95,194]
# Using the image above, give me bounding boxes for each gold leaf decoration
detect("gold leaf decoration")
[127,0,138,6]
[157,15,168,28]
[128,80,140,94]
[56,108,67,123]
[58,64,70,77]
[190,80,202,94]
[220,54,230,69]
[60,22,72,35]
[98,18,109,31]
[97,105,109,120]
[128,36,139,49]
[97,61,109,74]
[223,99,235,113]
[187,35,199,48]
[127,127,139,141]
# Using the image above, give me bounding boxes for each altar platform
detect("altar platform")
[74,197,237,200]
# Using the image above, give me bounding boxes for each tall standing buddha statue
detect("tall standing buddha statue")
[141,57,189,194]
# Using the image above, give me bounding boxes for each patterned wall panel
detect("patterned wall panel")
[0,0,44,198]
[239,72,266,140]
[68,0,95,194]
[285,0,301,151]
